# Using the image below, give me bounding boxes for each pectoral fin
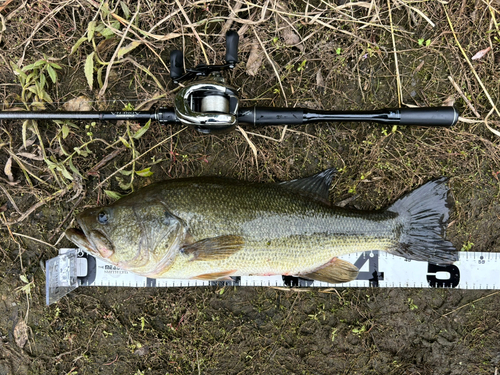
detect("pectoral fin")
[299,258,359,284]
[181,235,244,261]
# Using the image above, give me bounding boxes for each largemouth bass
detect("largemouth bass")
[66,169,457,283]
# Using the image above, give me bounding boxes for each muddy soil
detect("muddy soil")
[1,1,500,374]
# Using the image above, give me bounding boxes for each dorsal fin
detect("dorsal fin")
[278,168,337,205]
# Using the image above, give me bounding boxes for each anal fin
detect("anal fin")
[181,235,244,261]
[299,258,359,284]
[193,270,237,281]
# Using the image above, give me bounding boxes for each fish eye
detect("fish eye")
[97,211,109,224]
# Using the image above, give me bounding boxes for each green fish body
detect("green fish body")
[66,169,457,283]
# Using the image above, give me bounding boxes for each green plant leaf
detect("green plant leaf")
[97,66,104,88]
[118,178,132,191]
[57,134,69,156]
[62,124,70,139]
[135,167,153,177]
[119,169,133,176]
[118,136,131,148]
[26,86,38,95]
[68,157,83,178]
[104,190,123,200]
[88,21,97,42]
[132,119,151,139]
[101,27,115,39]
[85,52,95,90]
[39,73,46,89]
[117,41,142,59]
[49,62,62,69]
[121,1,131,18]
[22,63,35,71]
[71,36,87,54]
[47,65,57,83]
[60,165,74,180]
[11,62,28,81]
[33,59,46,68]
[42,90,53,103]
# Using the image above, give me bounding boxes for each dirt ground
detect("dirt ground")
[1,0,500,374]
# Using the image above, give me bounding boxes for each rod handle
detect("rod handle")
[170,50,184,80]
[225,31,239,67]
[399,107,459,127]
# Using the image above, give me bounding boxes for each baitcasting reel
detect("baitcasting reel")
[169,31,241,134]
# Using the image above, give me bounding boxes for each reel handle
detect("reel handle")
[170,50,185,81]
[225,30,239,67]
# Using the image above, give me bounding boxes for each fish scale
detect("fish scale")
[139,179,398,278]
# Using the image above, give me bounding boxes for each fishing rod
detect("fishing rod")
[0,31,459,135]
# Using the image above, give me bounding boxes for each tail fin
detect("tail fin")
[387,178,457,264]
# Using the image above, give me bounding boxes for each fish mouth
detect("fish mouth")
[65,227,115,259]
[65,227,97,254]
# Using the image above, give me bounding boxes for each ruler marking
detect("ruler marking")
[51,249,500,290]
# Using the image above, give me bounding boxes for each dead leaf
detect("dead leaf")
[63,96,92,112]
[471,46,491,61]
[14,320,29,348]
[281,26,304,52]
[4,156,13,182]
[316,69,325,94]
[246,43,264,76]
[17,152,44,161]
[442,95,456,107]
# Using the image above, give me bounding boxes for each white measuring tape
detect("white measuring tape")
[45,248,499,305]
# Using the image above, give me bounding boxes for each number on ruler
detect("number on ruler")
[353,251,383,287]
[426,264,460,288]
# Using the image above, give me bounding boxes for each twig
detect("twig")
[242,127,316,142]
[218,0,243,41]
[442,290,500,317]
[0,184,21,214]
[103,354,119,366]
[87,148,125,176]
[49,195,84,241]
[98,0,141,98]
[18,0,71,67]
[94,127,188,190]
[484,108,500,137]
[147,0,216,34]
[444,4,500,120]
[396,0,435,27]
[11,232,57,249]
[236,126,259,168]
[1,186,69,225]
[387,0,402,106]
[0,0,15,13]
[252,26,287,106]
[174,0,209,64]
[448,76,481,118]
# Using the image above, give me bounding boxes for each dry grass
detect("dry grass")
[0,0,500,374]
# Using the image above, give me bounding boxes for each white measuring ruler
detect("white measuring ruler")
[45,248,500,305]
